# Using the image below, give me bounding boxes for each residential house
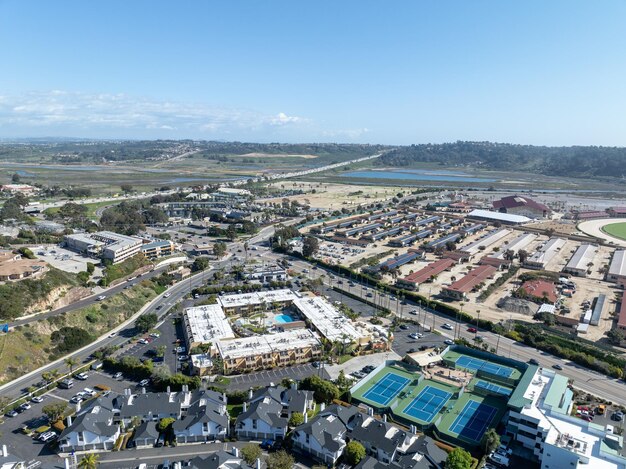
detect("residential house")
[59,408,121,452]
[130,421,159,448]
[187,447,265,469]
[173,397,229,443]
[235,385,314,441]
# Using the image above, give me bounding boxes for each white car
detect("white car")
[444,339,455,346]
[163,292,171,298]
[138,338,149,345]
[39,431,57,442]
[75,372,89,380]
[83,388,96,397]
[96,295,106,301]
[409,333,420,339]
[441,323,453,330]
[31,396,44,403]
[69,395,83,404]
[149,332,160,338]
[138,379,150,387]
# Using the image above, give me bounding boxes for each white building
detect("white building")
[218,289,299,314]
[607,250,626,283]
[459,228,511,256]
[182,304,236,350]
[524,238,567,270]
[505,367,626,469]
[563,244,597,277]
[63,231,142,264]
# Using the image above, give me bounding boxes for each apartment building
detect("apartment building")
[64,231,142,264]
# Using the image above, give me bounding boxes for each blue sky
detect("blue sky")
[1,0,625,145]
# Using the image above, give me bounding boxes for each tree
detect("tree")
[241,444,262,465]
[226,224,237,241]
[445,447,473,469]
[64,357,78,374]
[192,256,211,272]
[213,242,227,259]
[266,450,294,469]
[482,428,500,454]
[157,417,176,432]
[343,441,366,465]
[42,402,68,422]
[78,454,100,469]
[120,184,133,193]
[11,173,20,183]
[607,328,625,345]
[288,412,305,427]
[136,313,158,333]
[300,375,340,404]
[302,236,320,258]
[86,262,95,274]
[518,249,529,264]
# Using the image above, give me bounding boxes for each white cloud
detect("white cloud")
[322,128,371,139]
[0,91,307,137]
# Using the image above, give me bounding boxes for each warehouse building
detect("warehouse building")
[441,264,498,300]
[524,238,566,270]
[63,231,142,264]
[467,209,531,225]
[563,244,597,277]
[182,304,236,351]
[459,229,511,257]
[217,329,322,375]
[607,250,626,283]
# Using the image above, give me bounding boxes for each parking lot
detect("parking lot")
[33,244,104,276]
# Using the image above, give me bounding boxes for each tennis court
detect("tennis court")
[455,355,513,378]
[402,386,452,423]
[449,400,498,442]
[475,379,512,397]
[362,372,410,406]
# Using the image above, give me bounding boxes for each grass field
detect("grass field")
[602,222,626,241]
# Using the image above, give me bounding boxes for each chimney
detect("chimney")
[167,386,171,393]
[75,400,81,412]
[243,402,247,412]
[64,458,71,469]
[223,392,227,404]
[320,402,325,411]
[142,387,146,394]
[291,381,298,391]
[256,458,262,469]
[232,446,240,458]
[248,388,253,399]
[304,412,308,423]
[383,414,387,422]
[410,424,416,434]
[367,407,373,416]
[1,445,7,457]
[67,415,73,426]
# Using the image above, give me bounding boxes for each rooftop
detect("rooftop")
[218,289,299,309]
[526,237,566,266]
[609,250,626,278]
[444,264,497,294]
[183,304,235,344]
[293,296,365,343]
[468,209,531,224]
[493,195,550,214]
[565,244,597,272]
[493,232,536,259]
[460,229,511,255]
[216,329,321,360]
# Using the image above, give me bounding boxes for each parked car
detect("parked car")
[39,431,57,442]
[409,333,420,339]
[83,388,97,397]
[138,379,150,387]
[31,395,44,403]
[611,411,624,422]
[5,410,18,418]
[150,332,160,338]
[69,395,83,404]
[19,402,31,411]
[113,372,123,380]
[444,339,455,345]
[399,324,409,330]
[75,372,89,380]
[138,338,149,345]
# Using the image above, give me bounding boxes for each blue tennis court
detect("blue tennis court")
[455,356,513,378]
[449,400,498,442]
[362,373,410,406]
[475,380,512,397]
[402,386,452,422]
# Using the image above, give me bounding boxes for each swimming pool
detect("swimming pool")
[275,314,294,323]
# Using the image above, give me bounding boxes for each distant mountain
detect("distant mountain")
[377,141,626,180]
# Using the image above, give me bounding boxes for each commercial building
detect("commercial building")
[0,184,39,195]
[607,250,626,283]
[563,244,597,277]
[216,329,322,375]
[505,367,626,469]
[218,289,299,315]
[211,187,253,203]
[182,304,236,350]
[441,264,497,300]
[493,195,551,219]
[524,238,566,270]
[468,209,531,225]
[240,266,288,283]
[139,239,175,259]
[292,296,367,345]
[63,231,142,264]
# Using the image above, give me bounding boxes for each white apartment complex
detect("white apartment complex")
[64,231,142,264]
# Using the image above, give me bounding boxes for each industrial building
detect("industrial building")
[182,304,236,350]
[493,195,551,219]
[563,244,597,277]
[216,329,322,375]
[524,238,566,270]
[459,229,511,257]
[63,231,142,264]
[607,250,626,283]
[441,264,497,300]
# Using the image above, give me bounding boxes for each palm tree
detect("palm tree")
[78,453,100,469]
[64,357,78,375]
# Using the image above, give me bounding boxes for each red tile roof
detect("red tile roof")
[521,279,558,304]
[444,265,497,294]
[493,195,549,213]
[401,258,455,285]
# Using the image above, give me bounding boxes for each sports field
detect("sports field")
[602,222,626,241]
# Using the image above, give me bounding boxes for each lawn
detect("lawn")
[602,222,626,241]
